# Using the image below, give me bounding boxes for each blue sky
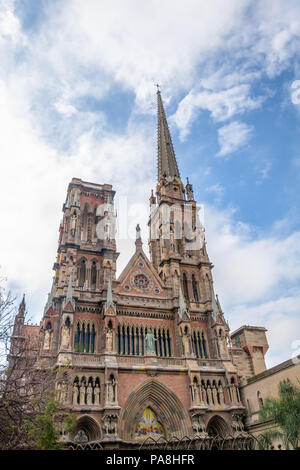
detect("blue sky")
[0,0,300,367]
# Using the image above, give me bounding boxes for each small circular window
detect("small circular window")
[125,285,130,291]
[154,288,160,294]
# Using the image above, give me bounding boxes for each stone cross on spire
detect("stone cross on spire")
[157,88,180,181]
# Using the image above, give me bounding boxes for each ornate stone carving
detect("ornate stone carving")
[102,413,118,435]
[231,411,247,437]
[191,413,208,436]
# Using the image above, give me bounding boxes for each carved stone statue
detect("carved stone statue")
[80,385,85,405]
[94,383,100,405]
[136,224,141,239]
[231,412,246,436]
[107,377,117,404]
[61,382,68,404]
[106,328,113,352]
[44,329,51,350]
[103,413,118,435]
[145,330,156,355]
[86,384,93,405]
[70,213,77,236]
[192,414,207,436]
[73,384,78,405]
[192,383,200,404]
[61,325,70,350]
[186,177,194,201]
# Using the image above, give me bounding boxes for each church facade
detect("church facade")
[11,90,270,447]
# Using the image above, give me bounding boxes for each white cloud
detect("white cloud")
[0,0,300,371]
[216,121,253,156]
[172,84,262,140]
[0,0,21,42]
[204,204,300,366]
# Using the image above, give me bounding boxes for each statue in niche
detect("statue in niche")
[70,213,77,236]
[107,376,116,404]
[94,383,100,405]
[61,325,70,350]
[192,382,200,404]
[72,384,79,405]
[106,328,113,352]
[182,326,191,356]
[80,384,85,405]
[61,382,68,404]
[44,329,51,350]
[86,384,93,405]
[145,330,156,355]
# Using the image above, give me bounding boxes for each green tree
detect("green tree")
[259,380,300,449]
[25,398,76,450]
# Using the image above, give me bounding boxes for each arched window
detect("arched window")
[202,331,208,358]
[91,261,97,289]
[182,273,189,300]
[91,324,96,353]
[257,391,263,409]
[192,274,199,302]
[79,259,86,287]
[74,323,80,352]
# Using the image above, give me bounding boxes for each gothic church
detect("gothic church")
[11,90,269,447]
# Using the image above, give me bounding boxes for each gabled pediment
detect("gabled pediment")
[44,305,56,317]
[63,300,75,313]
[117,249,166,298]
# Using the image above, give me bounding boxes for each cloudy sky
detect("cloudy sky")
[1,0,300,367]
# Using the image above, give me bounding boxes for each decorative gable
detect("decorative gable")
[117,251,166,298]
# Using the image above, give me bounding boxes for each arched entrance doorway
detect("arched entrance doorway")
[71,415,102,442]
[207,415,230,438]
[119,379,192,441]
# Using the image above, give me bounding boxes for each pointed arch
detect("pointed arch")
[71,415,102,442]
[182,272,188,300]
[118,379,192,441]
[192,274,199,301]
[206,415,230,438]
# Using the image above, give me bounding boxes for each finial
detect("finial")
[155,83,160,92]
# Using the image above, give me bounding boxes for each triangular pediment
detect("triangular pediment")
[117,249,166,298]
[44,305,56,317]
[63,300,75,313]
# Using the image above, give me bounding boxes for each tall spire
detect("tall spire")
[157,89,180,181]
